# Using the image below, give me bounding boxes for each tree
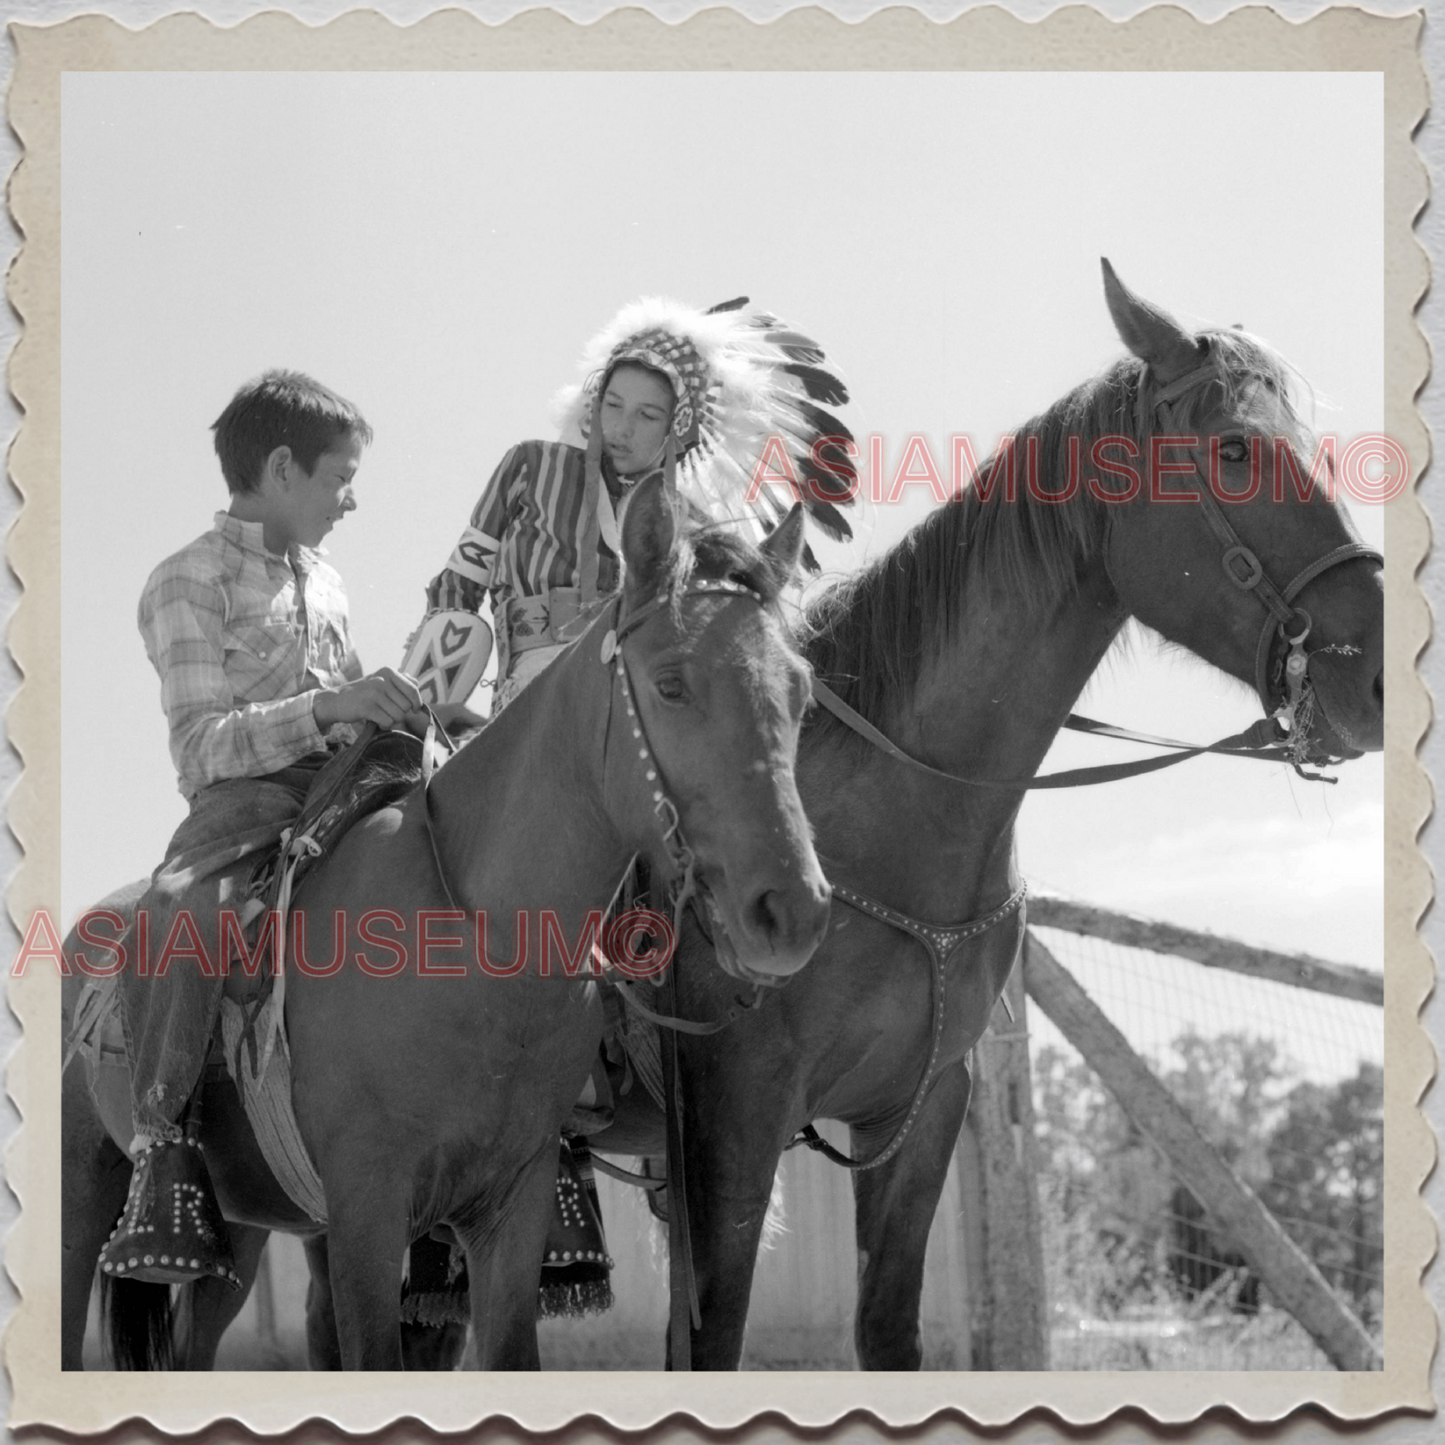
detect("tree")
[1033,1044,1174,1317]
[1261,1062,1383,1325]
[1153,1031,1296,1313]
[1031,1035,1383,1330]
[1162,1029,1294,1189]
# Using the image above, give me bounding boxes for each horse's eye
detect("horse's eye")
[655,673,688,703]
[1218,438,1249,464]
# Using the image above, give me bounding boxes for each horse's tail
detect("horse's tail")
[100,1273,176,1370]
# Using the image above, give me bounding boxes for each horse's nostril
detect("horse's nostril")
[1374,670,1384,705]
[751,889,782,942]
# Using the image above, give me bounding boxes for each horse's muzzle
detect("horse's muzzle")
[707,872,833,984]
[1308,649,1384,755]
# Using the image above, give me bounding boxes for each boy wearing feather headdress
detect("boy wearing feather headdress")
[399,298,857,1319]
[403,297,859,720]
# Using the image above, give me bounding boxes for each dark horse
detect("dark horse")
[590,262,1385,1367]
[62,477,832,1370]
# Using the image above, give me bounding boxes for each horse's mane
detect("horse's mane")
[800,327,1313,731]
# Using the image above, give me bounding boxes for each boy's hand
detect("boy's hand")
[313,668,426,730]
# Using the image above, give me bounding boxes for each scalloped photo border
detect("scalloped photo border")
[3,4,1432,1434]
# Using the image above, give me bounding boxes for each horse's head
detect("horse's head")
[605,474,830,984]
[1098,260,1383,762]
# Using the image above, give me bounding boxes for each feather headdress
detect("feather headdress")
[555,296,860,554]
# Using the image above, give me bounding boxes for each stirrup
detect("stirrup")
[98,1138,240,1289]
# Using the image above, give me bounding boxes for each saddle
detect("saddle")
[251,730,426,948]
[227,727,428,1019]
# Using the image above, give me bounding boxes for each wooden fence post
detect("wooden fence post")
[964,965,1048,1369]
[1023,931,1381,1372]
[1026,897,1383,1004]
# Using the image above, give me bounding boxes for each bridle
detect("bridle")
[598,575,767,951]
[587,576,787,1379]
[421,573,776,1019]
[1140,357,1381,758]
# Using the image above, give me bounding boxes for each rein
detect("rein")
[595,573,775,1374]
[813,682,1295,790]
[416,573,773,1373]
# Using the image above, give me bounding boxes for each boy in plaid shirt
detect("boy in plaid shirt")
[112,371,423,1285]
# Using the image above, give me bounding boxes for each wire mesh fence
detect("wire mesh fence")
[1027,919,1383,1370]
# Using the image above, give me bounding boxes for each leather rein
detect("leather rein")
[791,358,1382,1173]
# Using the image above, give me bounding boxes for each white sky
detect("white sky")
[60,71,1385,1007]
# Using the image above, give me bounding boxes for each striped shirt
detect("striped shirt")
[138,512,363,798]
[425,440,641,616]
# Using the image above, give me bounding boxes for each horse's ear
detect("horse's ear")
[759,504,807,590]
[1101,258,1206,385]
[620,474,679,594]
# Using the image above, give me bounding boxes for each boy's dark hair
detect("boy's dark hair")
[211,370,373,495]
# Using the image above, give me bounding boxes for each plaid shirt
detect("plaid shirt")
[425,440,638,616]
[138,512,363,798]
